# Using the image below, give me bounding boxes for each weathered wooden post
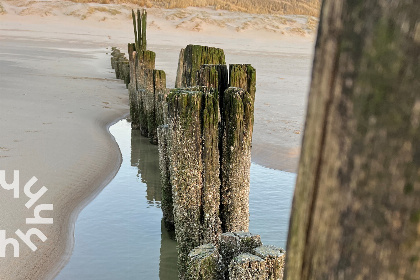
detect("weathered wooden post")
[132,9,138,51]
[253,245,285,280]
[139,68,154,137]
[228,253,268,280]
[167,87,222,278]
[122,61,130,88]
[285,1,420,279]
[148,70,166,144]
[220,87,254,232]
[114,53,125,79]
[110,47,120,69]
[136,9,141,50]
[128,43,136,83]
[198,64,229,100]
[132,9,147,52]
[127,43,139,128]
[229,64,256,102]
[130,8,155,134]
[141,9,147,51]
[155,81,169,136]
[167,88,204,277]
[157,124,174,230]
[175,45,226,88]
[219,232,262,277]
[200,91,222,246]
[186,244,221,280]
[134,52,155,134]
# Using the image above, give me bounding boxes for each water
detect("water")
[56,119,296,279]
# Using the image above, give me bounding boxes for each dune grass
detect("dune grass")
[0,2,7,14]
[68,0,321,16]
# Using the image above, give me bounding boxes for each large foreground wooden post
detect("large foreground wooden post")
[285,1,420,279]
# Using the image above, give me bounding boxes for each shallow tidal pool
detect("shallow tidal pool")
[56,119,296,280]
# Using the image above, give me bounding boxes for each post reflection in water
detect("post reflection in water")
[130,129,162,206]
[130,128,178,279]
[56,119,178,280]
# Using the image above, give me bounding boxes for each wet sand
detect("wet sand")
[0,2,314,279]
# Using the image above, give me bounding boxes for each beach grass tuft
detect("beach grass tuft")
[0,2,7,14]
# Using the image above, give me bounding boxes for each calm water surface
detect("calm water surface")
[56,119,296,280]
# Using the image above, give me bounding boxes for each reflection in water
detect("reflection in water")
[56,119,296,280]
[159,219,178,280]
[131,129,162,206]
[130,129,178,279]
[57,119,177,280]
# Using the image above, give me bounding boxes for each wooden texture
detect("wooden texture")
[285,1,420,279]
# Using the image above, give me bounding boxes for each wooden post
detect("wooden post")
[175,45,226,88]
[133,50,155,134]
[141,9,147,51]
[201,90,222,246]
[219,232,262,278]
[285,1,420,279]
[167,89,203,278]
[128,43,136,87]
[110,47,120,69]
[198,64,229,104]
[132,10,138,51]
[229,64,256,103]
[157,125,174,230]
[149,70,166,144]
[137,9,141,51]
[220,87,254,232]
[186,244,220,280]
[167,88,222,278]
[253,245,285,280]
[137,69,154,136]
[228,253,268,280]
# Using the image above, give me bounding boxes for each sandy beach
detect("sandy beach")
[0,1,315,279]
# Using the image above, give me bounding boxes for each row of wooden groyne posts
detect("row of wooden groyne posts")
[111,9,285,280]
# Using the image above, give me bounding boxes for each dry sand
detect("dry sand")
[0,0,315,279]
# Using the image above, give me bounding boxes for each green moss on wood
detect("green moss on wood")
[137,9,141,52]
[229,64,256,102]
[220,87,254,232]
[186,244,220,280]
[176,45,226,88]
[132,10,138,51]
[141,9,147,51]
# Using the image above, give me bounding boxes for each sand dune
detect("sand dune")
[0,0,318,36]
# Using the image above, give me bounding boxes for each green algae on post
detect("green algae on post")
[200,89,222,246]
[229,64,256,102]
[186,244,220,280]
[166,87,222,278]
[148,69,166,144]
[219,232,262,277]
[175,45,226,88]
[132,9,147,53]
[198,64,229,104]
[167,88,204,278]
[220,87,254,232]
